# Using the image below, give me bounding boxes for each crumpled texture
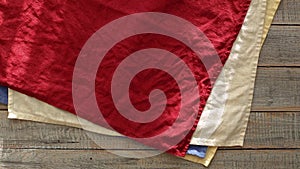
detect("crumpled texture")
[0,0,250,156]
[8,87,209,158]
[191,0,281,146]
[6,0,280,166]
[0,85,7,104]
[7,0,281,148]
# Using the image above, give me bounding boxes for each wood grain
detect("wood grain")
[259,26,300,66]
[0,149,299,169]
[243,112,300,148]
[252,67,300,111]
[273,0,300,24]
[1,111,299,150]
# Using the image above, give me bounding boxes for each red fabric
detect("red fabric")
[0,0,250,156]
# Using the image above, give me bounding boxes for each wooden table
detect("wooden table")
[0,0,299,168]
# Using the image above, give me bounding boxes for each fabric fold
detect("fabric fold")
[7,0,281,166]
[190,0,281,146]
[4,0,282,166]
[0,0,251,156]
[8,0,281,148]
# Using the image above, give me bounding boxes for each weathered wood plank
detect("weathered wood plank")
[0,149,299,169]
[252,67,300,111]
[243,112,300,148]
[1,111,299,149]
[273,0,300,24]
[259,26,300,66]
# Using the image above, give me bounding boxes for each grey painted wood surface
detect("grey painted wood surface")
[273,0,300,24]
[259,26,300,66]
[252,67,300,111]
[0,111,299,149]
[0,0,299,168]
[1,149,299,169]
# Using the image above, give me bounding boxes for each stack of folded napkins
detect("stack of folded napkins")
[0,0,281,167]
